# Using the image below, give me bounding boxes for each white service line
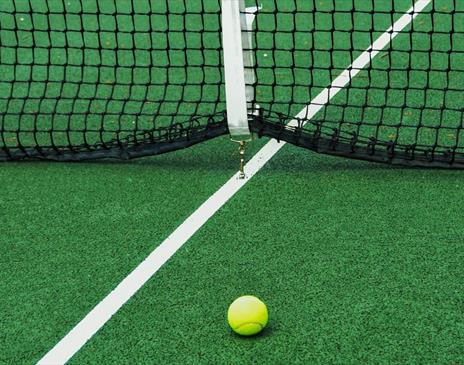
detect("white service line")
[288,0,431,127]
[37,1,430,363]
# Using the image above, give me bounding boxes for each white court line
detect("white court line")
[37,1,431,363]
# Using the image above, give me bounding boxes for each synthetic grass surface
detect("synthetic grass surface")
[0,136,265,364]
[2,126,464,364]
[67,145,464,364]
[1,0,464,363]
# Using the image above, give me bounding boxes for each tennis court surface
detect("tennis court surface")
[1,0,464,364]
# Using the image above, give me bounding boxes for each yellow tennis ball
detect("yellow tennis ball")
[227,295,268,336]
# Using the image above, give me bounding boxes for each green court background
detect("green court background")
[1,0,464,364]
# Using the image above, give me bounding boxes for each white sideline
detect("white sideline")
[37,1,431,363]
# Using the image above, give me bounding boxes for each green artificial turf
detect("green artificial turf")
[0,136,265,365]
[68,147,464,365]
[1,0,464,364]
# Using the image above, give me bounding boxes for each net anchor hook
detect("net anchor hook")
[238,141,246,179]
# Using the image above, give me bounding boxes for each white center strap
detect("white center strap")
[221,0,257,141]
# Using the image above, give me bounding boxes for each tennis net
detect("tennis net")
[1,0,463,167]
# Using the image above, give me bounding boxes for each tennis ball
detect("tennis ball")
[227,295,268,336]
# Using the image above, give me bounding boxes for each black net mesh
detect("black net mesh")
[248,0,464,167]
[1,0,463,167]
[0,0,227,160]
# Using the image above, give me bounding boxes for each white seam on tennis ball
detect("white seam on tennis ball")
[234,322,264,330]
